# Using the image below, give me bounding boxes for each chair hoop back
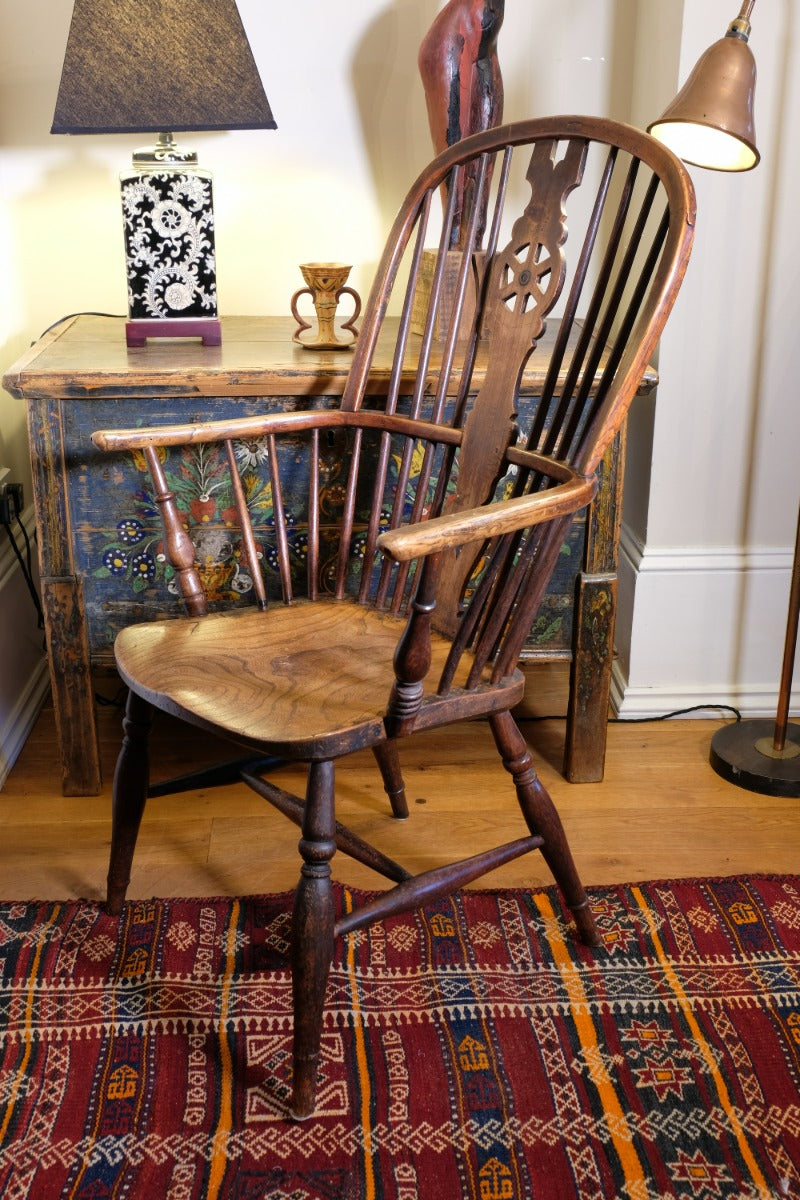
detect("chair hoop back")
[93,117,695,694]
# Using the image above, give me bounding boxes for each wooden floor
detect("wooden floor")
[2,666,798,901]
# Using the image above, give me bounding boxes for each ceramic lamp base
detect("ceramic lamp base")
[121,161,219,343]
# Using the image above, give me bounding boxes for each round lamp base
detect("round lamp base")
[710,719,800,797]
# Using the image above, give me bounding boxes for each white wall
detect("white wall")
[617,0,800,717]
[0,0,797,742]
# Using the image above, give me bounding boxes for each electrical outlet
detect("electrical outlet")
[0,481,24,525]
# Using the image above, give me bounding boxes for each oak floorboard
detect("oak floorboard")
[2,679,797,901]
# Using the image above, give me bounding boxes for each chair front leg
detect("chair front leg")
[107,689,153,915]
[489,710,599,947]
[291,759,337,1120]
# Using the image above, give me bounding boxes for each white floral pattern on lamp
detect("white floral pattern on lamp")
[120,167,222,347]
[121,169,218,321]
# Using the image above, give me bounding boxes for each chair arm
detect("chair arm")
[91,409,463,453]
[377,471,597,563]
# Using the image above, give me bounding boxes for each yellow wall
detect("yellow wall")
[0,0,638,489]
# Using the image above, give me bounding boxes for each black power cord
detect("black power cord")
[611,704,742,724]
[523,704,742,725]
[35,311,126,342]
[3,490,45,639]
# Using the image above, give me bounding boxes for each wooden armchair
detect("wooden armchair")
[92,116,695,1119]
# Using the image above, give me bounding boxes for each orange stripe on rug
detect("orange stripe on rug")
[0,903,62,1145]
[534,891,649,1196]
[631,885,771,1194]
[206,898,240,1200]
[345,888,376,1200]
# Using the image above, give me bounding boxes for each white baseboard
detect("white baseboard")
[614,524,797,719]
[0,659,50,789]
[0,503,50,788]
[609,662,785,719]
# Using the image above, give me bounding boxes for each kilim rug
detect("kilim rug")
[1,876,799,1199]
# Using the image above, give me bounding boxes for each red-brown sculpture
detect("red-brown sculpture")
[419,0,505,247]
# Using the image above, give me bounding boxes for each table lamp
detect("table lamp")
[51,0,276,347]
[650,3,800,794]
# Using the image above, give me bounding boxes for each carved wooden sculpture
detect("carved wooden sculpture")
[419,0,505,247]
[93,117,695,1119]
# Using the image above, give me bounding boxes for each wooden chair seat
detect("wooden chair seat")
[114,600,518,759]
[92,116,695,1118]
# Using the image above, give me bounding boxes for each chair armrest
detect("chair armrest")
[377,471,597,563]
[91,409,463,452]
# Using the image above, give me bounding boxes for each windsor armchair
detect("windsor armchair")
[92,116,695,1119]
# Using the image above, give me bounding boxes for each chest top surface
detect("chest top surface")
[3,314,657,403]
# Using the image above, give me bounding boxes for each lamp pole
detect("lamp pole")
[730,0,756,38]
[772,507,800,756]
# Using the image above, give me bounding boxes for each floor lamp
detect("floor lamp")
[649,2,800,796]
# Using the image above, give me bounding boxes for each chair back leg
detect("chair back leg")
[372,740,410,820]
[107,690,153,915]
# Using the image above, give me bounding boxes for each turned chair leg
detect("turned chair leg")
[489,711,599,947]
[372,739,409,819]
[107,689,153,915]
[291,759,337,1120]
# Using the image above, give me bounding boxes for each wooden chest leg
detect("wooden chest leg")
[564,427,625,784]
[564,573,616,783]
[41,577,101,796]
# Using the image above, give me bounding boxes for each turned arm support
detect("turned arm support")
[385,554,440,738]
[382,468,595,733]
[143,445,207,616]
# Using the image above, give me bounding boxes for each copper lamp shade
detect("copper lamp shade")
[648,4,759,172]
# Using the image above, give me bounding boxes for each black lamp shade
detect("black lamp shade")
[51,0,276,135]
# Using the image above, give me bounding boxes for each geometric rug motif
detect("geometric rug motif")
[0,875,799,1198]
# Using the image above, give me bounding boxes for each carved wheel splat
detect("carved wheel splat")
[499,240,556,317]
[493,137,587,325]
[436,137,588,633]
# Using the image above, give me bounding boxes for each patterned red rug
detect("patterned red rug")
[1,876,798,1199]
